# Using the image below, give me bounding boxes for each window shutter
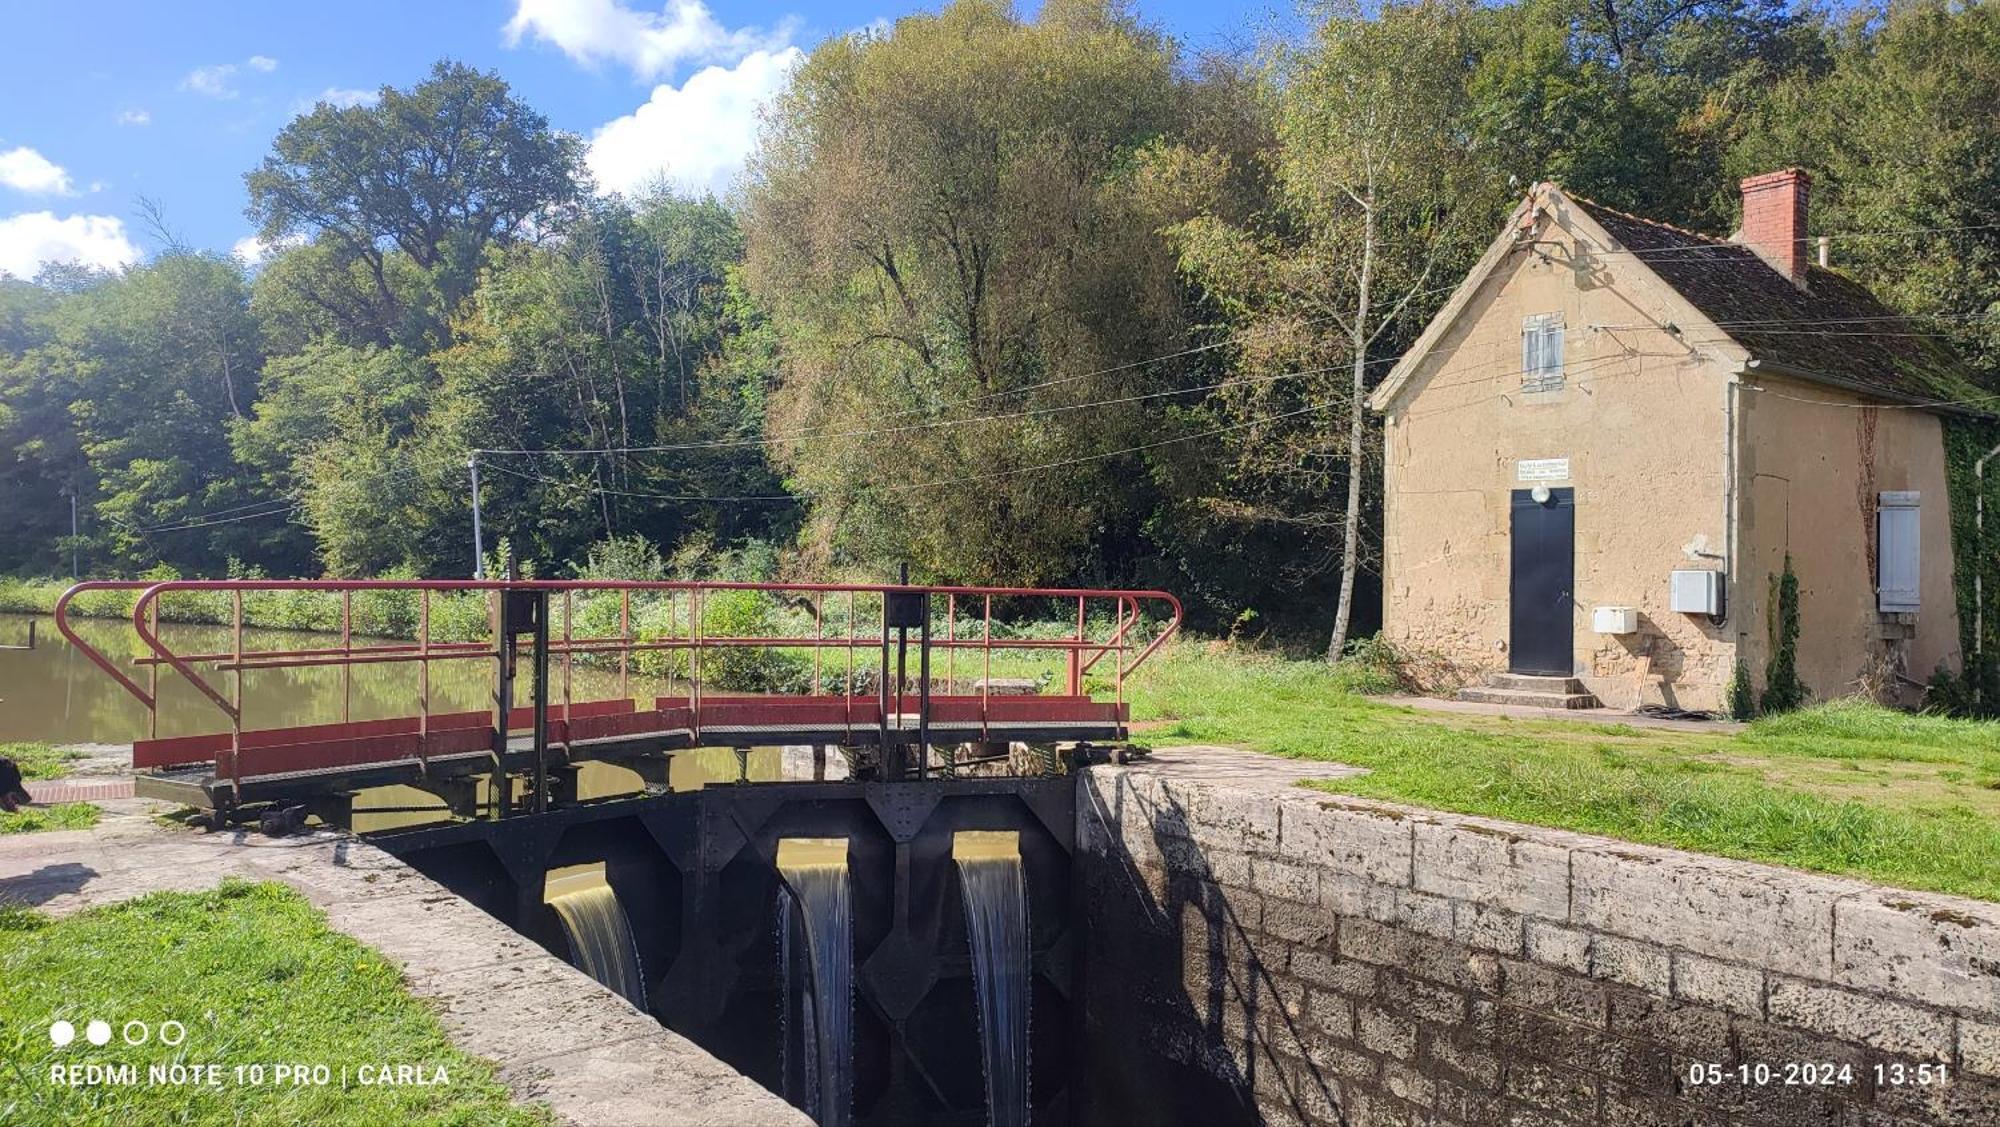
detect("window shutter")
[1522,314,1564,392]
[1877,492,1921,613]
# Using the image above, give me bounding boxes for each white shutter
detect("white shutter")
[1522,314,1564,392]
[1877,492,1921,613]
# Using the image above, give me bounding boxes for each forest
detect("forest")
[0,0,1994,650]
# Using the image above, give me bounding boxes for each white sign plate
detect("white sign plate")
[1516,458,1570,482]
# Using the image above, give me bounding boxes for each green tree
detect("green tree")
[1732,1,1999,377]
[1157,1,1512,656]
[742,0,1198,585]
[245,61,586,348]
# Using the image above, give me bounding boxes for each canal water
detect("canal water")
[0,611,684,744]
[0,613,789,817]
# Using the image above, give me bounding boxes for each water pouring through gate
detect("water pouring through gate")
[956,830,1029,1127]
[545,864,647,1008]
[778,837,853,1127]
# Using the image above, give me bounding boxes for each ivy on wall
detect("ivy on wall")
[1761,554,1807,714]
[1940,417,2000,713]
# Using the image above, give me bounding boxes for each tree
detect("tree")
[1733,0,1999,377]
[245,61,586,345]
[742,0,1198,585]
[1159,1,1511,658]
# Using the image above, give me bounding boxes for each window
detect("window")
[1522,313,1564,393]
[1877,491,1921,613]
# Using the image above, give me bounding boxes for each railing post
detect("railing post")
[340,589,353,724]
[531,587,550,815]
[981,595,992,739]
[492,573,513,820]
[147,599,159,741]
[230,590,243,799]
[1069,596,1085,695]
[418,589,430,766]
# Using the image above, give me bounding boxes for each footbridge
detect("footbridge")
[55,578,1181,824]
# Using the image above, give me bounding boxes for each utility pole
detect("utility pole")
[468,453,486,580]
[67,490,78,579]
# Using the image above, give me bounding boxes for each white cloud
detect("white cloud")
[504,0,790,79]
[316,87,378,109]
[116,109,151,126]
[0,147,74,195]
[0,212,140,278]
[182,55,280,99]
[231,232,305,266]
[585,47,801,198]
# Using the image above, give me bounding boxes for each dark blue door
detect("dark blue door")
[1509,488,1574,676]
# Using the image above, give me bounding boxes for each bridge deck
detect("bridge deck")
[131,694,1127,807]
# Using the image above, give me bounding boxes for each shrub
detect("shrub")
[1760,555,1807,715]
[1329,635,1405,696]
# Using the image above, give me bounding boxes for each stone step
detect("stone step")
[1455,685,1603,709]
[1484,672,1591,694]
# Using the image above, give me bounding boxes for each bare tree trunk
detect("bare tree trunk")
[1328,198,1375,662]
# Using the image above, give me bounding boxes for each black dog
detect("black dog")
[0,756,32,812]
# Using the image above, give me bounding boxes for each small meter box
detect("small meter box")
[1670,570,1725,616]
[1592,606,1638,635]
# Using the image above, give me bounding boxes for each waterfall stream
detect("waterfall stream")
[547,881,647,1008]
[778,841,853,1127]
[957,836,1030,1127]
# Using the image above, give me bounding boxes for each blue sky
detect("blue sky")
[0,0,1278,278]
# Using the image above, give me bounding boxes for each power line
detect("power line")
[475,362,1353,458]
[478,394,1352,505]
[126,500,302,534]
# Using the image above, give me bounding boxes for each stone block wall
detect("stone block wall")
[1075,748,2000,1127]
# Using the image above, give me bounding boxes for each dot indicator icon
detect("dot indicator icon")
[85,1020,111,1046]
[49,1020,75,1047]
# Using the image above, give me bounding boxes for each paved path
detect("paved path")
[24,778,133,803]
[1382,693,1746,733]
[0,789,807,1127]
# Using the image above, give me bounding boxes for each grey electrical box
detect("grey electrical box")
[1670,569,1724,615]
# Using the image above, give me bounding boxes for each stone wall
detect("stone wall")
[1076,748,2000,1127]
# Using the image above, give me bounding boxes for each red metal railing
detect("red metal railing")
[55,579,1182,791]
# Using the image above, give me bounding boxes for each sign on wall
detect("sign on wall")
[1516,458,1571,482]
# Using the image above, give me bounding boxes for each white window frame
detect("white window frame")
[1877,491,1921,613]
[1521,313,1565,393]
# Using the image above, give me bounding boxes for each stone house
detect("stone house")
[1368,171,1988,711]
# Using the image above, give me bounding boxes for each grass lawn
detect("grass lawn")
[0,743,98,835]
[1128,647,2000,901]
[0,804,99,835]
[2,741,82,781]
[0,880,544,1126]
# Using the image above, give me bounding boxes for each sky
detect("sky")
[0,0,1275,279]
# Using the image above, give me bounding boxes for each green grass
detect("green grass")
[0,804,99,835]
[0,880,545,1126]
[1,742,82,781]
[0,744,96,835]
[1128,647,2000,901]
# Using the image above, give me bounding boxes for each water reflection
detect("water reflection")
[0,613,673,744]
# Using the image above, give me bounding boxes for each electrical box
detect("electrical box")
[1592,606,1638,635]
[1670,570,1725,616]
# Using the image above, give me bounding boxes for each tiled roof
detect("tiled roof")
[1568,195,1991,413]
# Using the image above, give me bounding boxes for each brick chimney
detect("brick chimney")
[1738,169,1811,286]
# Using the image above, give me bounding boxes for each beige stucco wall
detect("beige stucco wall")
[1734,370,1964,703]
[1379,217,1736,710]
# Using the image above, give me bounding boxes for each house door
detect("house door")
[1509,488,1574,676]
